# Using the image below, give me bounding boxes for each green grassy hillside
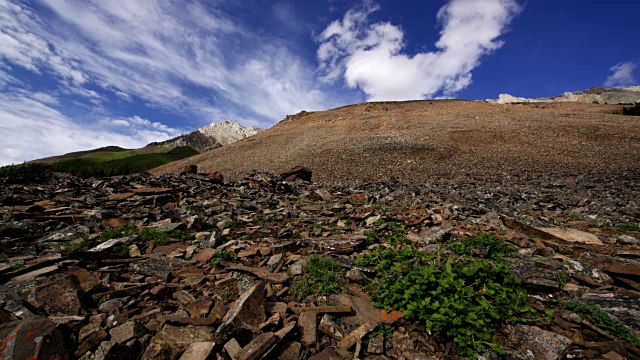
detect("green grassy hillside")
[3,146,199,179]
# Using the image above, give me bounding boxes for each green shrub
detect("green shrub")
[291,255,342,300]
[100,225,190,245]
[563,300,640,347]
[210,250,238,266]
[358,234,533,357]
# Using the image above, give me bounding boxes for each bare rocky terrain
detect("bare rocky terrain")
[151,100,640,184]
[0,162,639,359]
[2,99,640,359]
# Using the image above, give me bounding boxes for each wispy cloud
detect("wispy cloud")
[604,61,637,88]
[0,0,337,127]
[0,0,346,163]
[317,0,522,101]
[0,90,183,166]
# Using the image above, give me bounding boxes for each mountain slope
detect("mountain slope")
[150,100,640,183]
[487,86,640,104]
[147,120,261,151]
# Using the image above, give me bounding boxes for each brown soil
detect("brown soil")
[151,100,640,183]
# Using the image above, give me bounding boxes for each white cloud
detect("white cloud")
[317,0,522,101]
[0,91,183,166]
[604,62,637,88]
[0,0,338,127]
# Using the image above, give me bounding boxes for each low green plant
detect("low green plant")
[100,224,138,241]
[72,236,91,252]
[358,234,533,357]
[291,255,342,300]
[384,221,407,245]
[140,228,190,245]
[369,324,394,339]
[100,225,190,246]
[555,272,568,288]
[114,243,130,257]
[563,300,640,347]
[11,260,24,270]
[545,309,554,322]
[225,220,239,230]
[616,222,640,232]
[372,204,391,212]
[210,250,238,266]
[364,229,378,245]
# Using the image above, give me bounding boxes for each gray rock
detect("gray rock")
[367,333,384,354]
[319,313,343,339]
[179,341,216,360]
[299,311,317,347]
[200,231,223,248]
[510,324,571,359]
[346,269,364,282]
[99,298,124,313]
[131,257,172,279]
[224,338,242,360]
[267,253,283,272]
[141,325,214,360]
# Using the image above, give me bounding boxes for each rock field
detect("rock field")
[0,165,639,359]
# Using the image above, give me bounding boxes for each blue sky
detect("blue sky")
[0,0,638,165]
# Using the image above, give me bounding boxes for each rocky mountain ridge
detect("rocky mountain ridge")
[147,120,262,151]
[151,100,640,183]
[487,86,640,104]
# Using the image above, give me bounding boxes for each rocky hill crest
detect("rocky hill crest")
[147,120,261,151]
[487,86,640,104]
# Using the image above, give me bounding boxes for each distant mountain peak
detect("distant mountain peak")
[487,85,640,104]
[147,120,262,151]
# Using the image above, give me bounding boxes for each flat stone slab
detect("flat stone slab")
[536,227,603,245]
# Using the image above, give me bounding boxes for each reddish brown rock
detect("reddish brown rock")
[141,325,214,360]
[193,248,216,264]
[186,299,213,318]
[182,164,198,174]
[0,317,68,360]
[66,266,100,292]
[26,273,82,316]
[205,171,225,183]
[280,166,312,182]
[179,341,216,360]
[236,332,278,360]
[298,311,317,347]
[217,281,266,339]
[109,321,146,344]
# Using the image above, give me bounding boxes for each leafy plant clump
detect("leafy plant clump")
[358,234,534,357]
[291,255,342,300]
[210,250,239,266]
[563,300,640,347]
[100,225,190,245]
